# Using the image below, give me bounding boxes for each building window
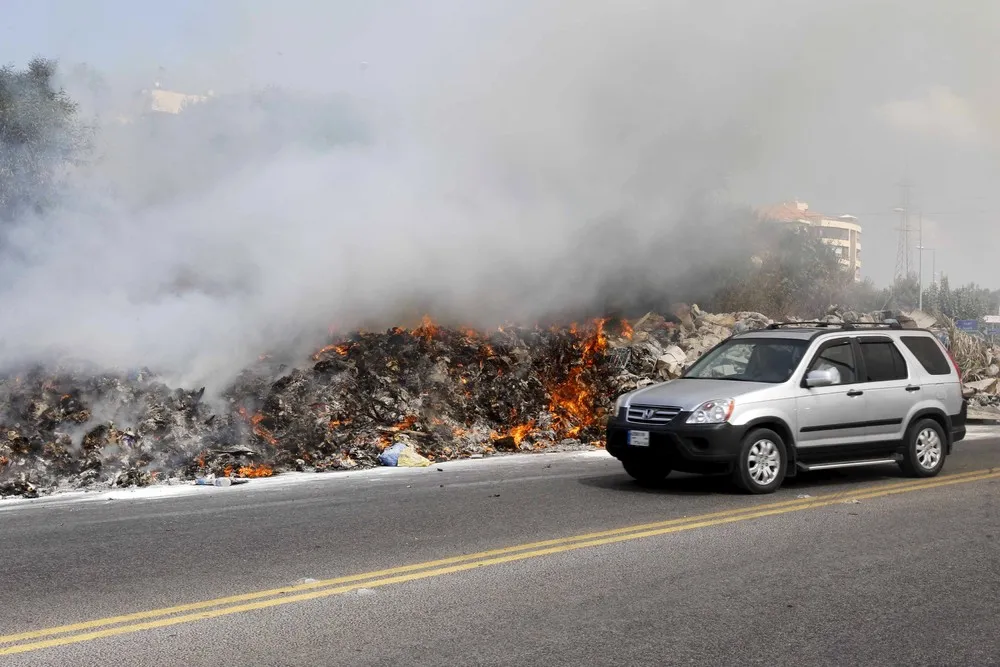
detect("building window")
[819,227,851,241]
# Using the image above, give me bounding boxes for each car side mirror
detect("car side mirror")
[805,368,836,388]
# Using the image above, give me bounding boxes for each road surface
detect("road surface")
[1,428,998,666]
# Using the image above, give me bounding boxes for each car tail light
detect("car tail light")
[945,346,962,378]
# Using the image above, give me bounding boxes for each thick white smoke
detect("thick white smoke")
[1,0,997,389]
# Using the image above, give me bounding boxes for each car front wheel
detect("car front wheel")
[899,418,947,477]
[732,428,787,494]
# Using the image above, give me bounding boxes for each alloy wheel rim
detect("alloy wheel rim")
[915,428,942,469]
[748,439,780,485]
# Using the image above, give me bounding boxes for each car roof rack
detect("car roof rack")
[765,320,903,331]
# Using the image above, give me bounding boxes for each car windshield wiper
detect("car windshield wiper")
[687,376,783,383]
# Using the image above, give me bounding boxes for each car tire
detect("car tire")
[622,457,671,486]
[732,428,787,494]
[899,418,947,478]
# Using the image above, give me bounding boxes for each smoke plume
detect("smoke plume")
[1,0,998,389]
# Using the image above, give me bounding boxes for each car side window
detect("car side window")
[806,340,857,385]
[860,341,908,382]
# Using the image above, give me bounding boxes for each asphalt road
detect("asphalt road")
[1,429,998,666]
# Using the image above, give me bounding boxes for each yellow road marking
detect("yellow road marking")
[1,468,996,656]
[2,469,984,646]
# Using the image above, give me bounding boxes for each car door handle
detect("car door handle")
[905,385,921,392]
[846,389,864,397]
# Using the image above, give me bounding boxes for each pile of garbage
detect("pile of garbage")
[954,331,1000,410]
[0,306,768,497]
[2,305,992,498]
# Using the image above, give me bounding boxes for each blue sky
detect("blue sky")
[2,0,216,71]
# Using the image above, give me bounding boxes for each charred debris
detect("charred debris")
[0,307,739,497]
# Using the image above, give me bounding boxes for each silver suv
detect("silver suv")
[605,322,968,494]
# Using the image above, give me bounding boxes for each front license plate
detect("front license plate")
[628,430,650,447]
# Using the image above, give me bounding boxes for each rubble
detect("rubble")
[0,316,626,497]
[2,305,997,498]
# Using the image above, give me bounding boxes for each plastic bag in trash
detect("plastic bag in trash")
[378,443,407,466]
[397,446,431,467]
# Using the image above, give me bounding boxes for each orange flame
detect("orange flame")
[547,318,608,439]
[391,415,418,431]
[411,315,440,342]
[238,407,279,446]
[492,420,536,445]
[620,319,634,340]
[312,342,351,360]
[237,463,273,478]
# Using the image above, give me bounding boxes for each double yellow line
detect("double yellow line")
[2,467,997,656]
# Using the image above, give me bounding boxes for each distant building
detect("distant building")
[114,81,213,122]
[143,80,212,114]
[756,200,862,281]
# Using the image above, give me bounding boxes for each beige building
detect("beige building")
[143,82,211,114]
[757,200,862,281]
[115,82,212,122]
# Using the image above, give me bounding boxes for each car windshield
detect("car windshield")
[683,338,808,383]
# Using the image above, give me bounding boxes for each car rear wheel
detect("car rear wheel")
[732,428,787,494]
[621,457,671,486]
[899,418,947,478]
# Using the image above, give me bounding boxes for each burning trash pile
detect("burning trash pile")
[0,312,669,496]
[0,307,776,498]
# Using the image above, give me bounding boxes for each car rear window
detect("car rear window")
[861,341,908,381]
[900,335,952,375]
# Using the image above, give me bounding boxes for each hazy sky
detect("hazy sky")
[3,0,996,287]
[1,0,998,386]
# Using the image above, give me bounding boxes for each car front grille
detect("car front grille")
[626,404,682,425]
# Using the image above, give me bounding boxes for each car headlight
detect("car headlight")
[686,399,734,424]
[613,394,628,413]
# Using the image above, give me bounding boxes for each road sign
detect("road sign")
[984,315,1000,324]
[989,327,1000,336]
[955,320,978,331]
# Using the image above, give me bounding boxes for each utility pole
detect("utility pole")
[917,212,924,311]
[893,180,912,283]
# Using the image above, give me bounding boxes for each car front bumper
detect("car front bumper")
[605,409,747,472]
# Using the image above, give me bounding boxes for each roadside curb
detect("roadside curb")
[968,418,1000,425]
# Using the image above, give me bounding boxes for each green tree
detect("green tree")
[884,274,920,311]
[842,278,891,313]
[708,222,852,316]
[949,282,994,320]
[0,57,87,221]
[938,275,955,318]
[922,280,940,314]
